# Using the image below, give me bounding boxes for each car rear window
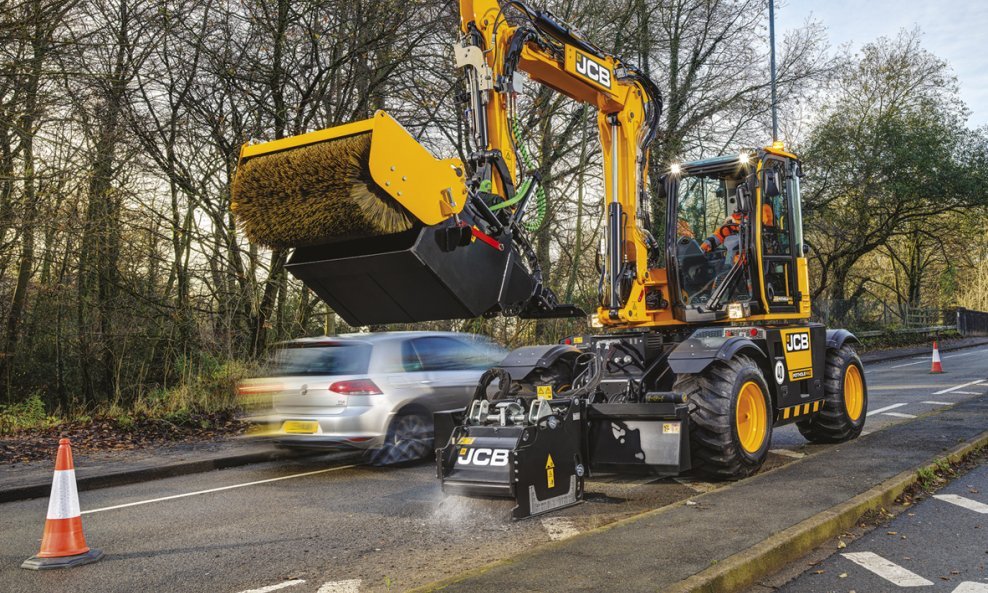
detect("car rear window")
[265,343,371,376]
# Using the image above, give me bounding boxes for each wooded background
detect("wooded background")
[1,0,986,414]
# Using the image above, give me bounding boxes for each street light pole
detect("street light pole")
[769,0,779,142]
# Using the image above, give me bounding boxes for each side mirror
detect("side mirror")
[764,169,782,198]
[801,243,812,256]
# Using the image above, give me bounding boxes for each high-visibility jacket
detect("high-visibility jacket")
[700,204,775,252]
[701,213,742,252]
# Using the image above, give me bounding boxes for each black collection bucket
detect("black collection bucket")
[286,216,537,327]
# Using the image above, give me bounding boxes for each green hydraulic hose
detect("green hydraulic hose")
[489,116,546,232]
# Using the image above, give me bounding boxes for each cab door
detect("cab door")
[756,155,801,314]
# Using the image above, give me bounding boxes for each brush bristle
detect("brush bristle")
[231,133,413,248]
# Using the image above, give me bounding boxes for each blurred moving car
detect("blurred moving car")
[240,332,506,464]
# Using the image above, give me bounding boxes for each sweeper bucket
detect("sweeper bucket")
[232,110,468,249]
[231,110,581,327]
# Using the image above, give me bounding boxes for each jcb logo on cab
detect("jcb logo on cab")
[456,447,510,466]
[785,332,809,352]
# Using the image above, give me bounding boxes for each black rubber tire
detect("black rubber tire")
[674,355,773,480]
[797,344,867,443]
[370,409,434,466]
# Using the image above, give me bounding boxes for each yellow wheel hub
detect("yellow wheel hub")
[736,381,768,454]
[844,364,864,421]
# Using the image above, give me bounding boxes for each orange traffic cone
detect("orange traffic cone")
[21,438,103,570]
[930,340,945,374]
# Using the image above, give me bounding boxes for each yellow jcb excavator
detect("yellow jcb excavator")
[231,0,868,518]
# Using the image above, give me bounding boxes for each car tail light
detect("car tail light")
[329,379,382,395]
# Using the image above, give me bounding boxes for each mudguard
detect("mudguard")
[826,329,859,351]
[667,335,766,375]
[497,344,582,383]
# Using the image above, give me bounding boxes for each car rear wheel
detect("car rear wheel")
[370,410,434,466]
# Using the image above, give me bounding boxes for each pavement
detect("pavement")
[1,336,985,593]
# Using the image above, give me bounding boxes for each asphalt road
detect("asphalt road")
[773,460,988,593]
[1,344,986,593]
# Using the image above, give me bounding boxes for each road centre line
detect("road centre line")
[237,580,306,593]
[883,412,916,418]
[923,401,952,405]
[841,551,933,587]
[934,380,985,395]
[887,348,986,368]
[316,580,362,593]
[867,403,908,417]
[934,494,988,514]
[82,465,357,515]
[890,359,930,368]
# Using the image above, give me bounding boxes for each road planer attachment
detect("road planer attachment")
[232,110,580,327]
[436,345,691,519]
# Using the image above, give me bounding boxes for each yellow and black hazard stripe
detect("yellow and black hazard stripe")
[776,400,822,422]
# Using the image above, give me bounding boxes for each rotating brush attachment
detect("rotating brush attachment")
[231,133,414,249]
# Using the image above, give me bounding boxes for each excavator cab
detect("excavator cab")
[663,146,811,324]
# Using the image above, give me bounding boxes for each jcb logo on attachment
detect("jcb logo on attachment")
[456,448,510,467]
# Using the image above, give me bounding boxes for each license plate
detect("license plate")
[282,421,318,434]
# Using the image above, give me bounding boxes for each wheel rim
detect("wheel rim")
[736,381,768,454]
[379,414,432,464]
[394,414,427,444]
[844,364,864,421]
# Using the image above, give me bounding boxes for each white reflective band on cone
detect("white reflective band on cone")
[46,469,81,519]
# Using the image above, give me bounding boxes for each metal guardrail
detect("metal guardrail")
[855,325,954,339]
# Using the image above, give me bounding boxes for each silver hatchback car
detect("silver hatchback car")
[242,332,506,464]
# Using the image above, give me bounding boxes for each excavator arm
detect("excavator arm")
[456,0,669,325]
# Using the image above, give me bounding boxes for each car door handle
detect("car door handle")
[420,380,433,385]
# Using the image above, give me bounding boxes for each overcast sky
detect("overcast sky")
[775,0,988,128]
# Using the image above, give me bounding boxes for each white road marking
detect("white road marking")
[890,359,929,368]
[943,350,987,359]
[922,401,952,405]
[237,580,306,593]
[888,349,985,368]
[841,552,933,587]
[953,582,988,593]
[82,465,357,515]
[882,412,917,419]
[933,380,985,395]
[867,403,908,417]
[934,494,988,514]
[315,579,362,593]
[951,391,980,395]
[673,477,719,493]
[769,449,805,459]
[541,517,580,541]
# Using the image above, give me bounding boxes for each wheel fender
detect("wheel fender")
[825,329,859,351]
[497,344,582,383]
[668,335,766,375]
